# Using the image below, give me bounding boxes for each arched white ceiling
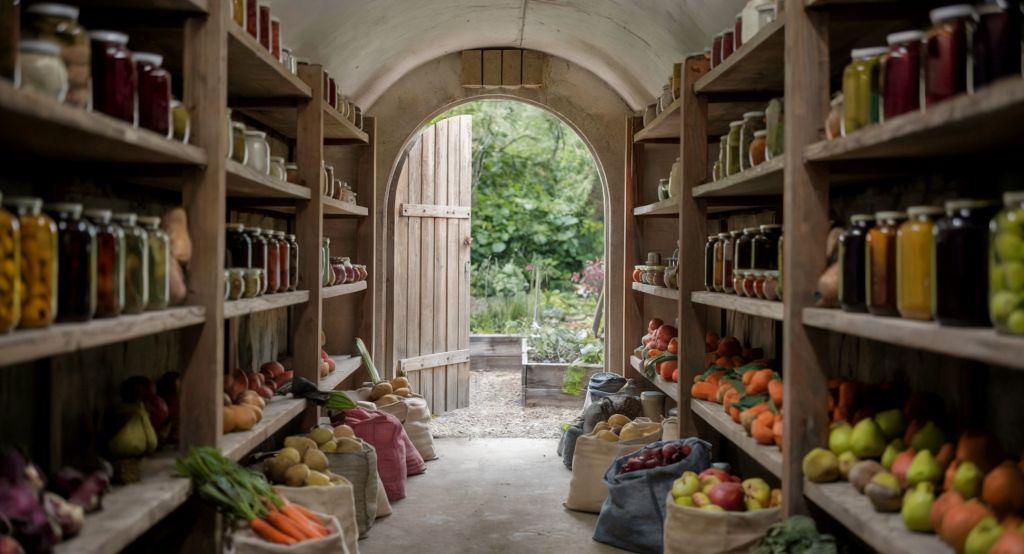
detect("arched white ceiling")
[275,0,746,111]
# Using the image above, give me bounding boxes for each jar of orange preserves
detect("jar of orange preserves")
[867,211,907,317]
[896,206,943,320]
[3,197,56,328]
[0,193,21,333]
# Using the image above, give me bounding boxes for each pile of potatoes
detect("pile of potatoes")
[368,375,412,408]
[261,425,363,487]
[589,414,662,443]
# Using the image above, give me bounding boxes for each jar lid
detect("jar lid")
[3,196,43,210]
[132,52,163,67]
[232,122,247,129]
[945,199,1000,210]
[225,222,245,230]
[718,232,729,238]
[702,47,711,53]
[82,208,112,220]
[729,121,744,127]
[137,215,162,226]
[270,156,286,163]
[750,270,765,277]
[930,4,974,24]
[719,135,729,142]
[685,51,704,58]
[244,130,266,138]
[743,111,766,118]
[659,178,668,183]
[257,1,270,6]
[285,163,298,169]
[26,2,79,19]
[1004,191,1024,206]
[707,235,719,241]
[641,391,666,398]
[282,46,292,53]
[271,15,281,22]
[851,46,890,59]
[43,202,83,217]
[906,205,944,217]
[736,12,743,20]
[286,234,296,240]
[875,210,908,220]
[19,39,60,56]
[325,165,334,170]
[760,224,782,229]
[722,27,734,35]
[270,230,282,236]
[886,30,926,45]
[243,227,262,234]
[743,227,759,233]
[850,214,876,222]
[228,268,245,275]
[730,230,742,235]
[89,30,129,45]
[245,268,262,276]
[713,31,725,38]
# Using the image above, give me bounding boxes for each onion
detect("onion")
[43,493,83,537]
[0,484,38,520]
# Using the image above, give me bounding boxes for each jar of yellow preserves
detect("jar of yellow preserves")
[896,206,943,320]
[0,193,21,333]
[867,211,907,317]
[3,197,56,328]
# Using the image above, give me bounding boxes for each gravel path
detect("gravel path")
[429,370,583,438]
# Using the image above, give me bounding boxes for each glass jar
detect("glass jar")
[657,179,669,201]
[357,264,367,282]
[269,156,286,181]
[18,39,68,102]
[244,227,268,294]
[973,4,1020,90]
[89,30,136,125]
[242,268,261,298]
[842,47,887,137]
[244,130,269,174]
[4,197,56,328]
[282,46,296,74]
[659,83,672,113]
[329,257,346,285]
[897,206,943,321]
[172,100,190,143]
[933,199,1000,326]
[133,52,171,139]
[711,32,723,67]
[227,268,244,300]
[882,31,925,121]
[341,257,356,283]
[723,231,738,294]
[665,265,678,290]
[735,227,757,274]
[753,270,767,299]
[324,165,335,198]
[332,180,344,201]
[925,5,972,106]
[734,13,743,50]
[752,224,782,270]
[224,108,233,160]
[270,16,281,60]
[285,163,299,184]
[749,130,767,167]
[866,211,907,317]
[22,3,89,109]
[231,122,247,164]
[46,203,96,322]
[742,271,757,298]
[826,93,843,141]
[726,121,743,177]
[733,272,746,297]
[839,215,875,313]
[0,194,20,333]
[231,0,245,28]
[329,78,338,110]
[246,0,259,39]
[765,97,784,160]
[722,29,735,61]
[651,265,667,287]
[321,237,332,286]
[704,236,717,291]
[633,266,643,283]
[739,111,765,172]
[716,135,728,181]
[138,216,168,310]
[990,192,1024,334]
[258,2,271,51]
[225,222,251,269]
[286,233,298,291]
[764,271,780,301]
[643,103,657,127]
[668,157,681,198]
[271,231,288,293]
[83,209,124,318]
[264,229,280,294]
[111,213,147,314]
[777,233,784,300]
[713,233,727,292]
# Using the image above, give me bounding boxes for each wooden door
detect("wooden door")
[391,115,472,414]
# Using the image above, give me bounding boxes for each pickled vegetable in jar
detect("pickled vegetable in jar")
[739,111,765,172]
[933,199,1000,326]
[264,228,280,294]
[232,0,245,28]
[882,31,925,121]
[0,194,21,333]
[742,271,757,298]
[3,197,55,328]
[726,121,743,177]
[749,130,767,167]
[46,203,96,322]
[842,47,888,136]
[866,211,907,317]
[133,52,171,139]
[733,273,746,297]
[356,264,367,282]
[734,227,757,274]
[83,209,125,318]
[704,235,718,291]
[723,231,738,294]
[243,268,261,298]
[764,271,780,301]
[231,122,248,164]
[752,224,781,270]
[18,39,68,102]
[244,227,268,294]
[322,237,332,286]
[990,191,1024,335]
[273,231,289,293]
[111,212,148,314]
[227,268,245,300]
[752,270,767,300]
[925,5,972,106]
[713,233,726,292]
[341,257,356,283]
[330,257,346,285]
[764,98,784,160]
[839,214,875,313]
[138,216,169,310]
[89,30,136,125]
[22,2,90,109]
[225,222,251,269]
[896,206,943,321]
[286,233,298,291]
[269,156,286,181]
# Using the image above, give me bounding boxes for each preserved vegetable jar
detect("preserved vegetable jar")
[244,227,268,294]
[839,214,875,313]
[752,271,767,299]
[933,199,1000,326]
[227,268,244,300]
[752,224,782,270]
[715,135,727,181]
[882,31,925,121]
[734,227,757,275]
[711,32,723,67]
[46,203,96,322]
[225,222,251,269]
[742,271,757,298]
[83,209,124,318]
[4,197,56,328]
[270,16,281,60]
[285,163,299,184]
[669,158,681,198]
[232,0,244,28]
[22,2,90,109]
[89,30,136,125]
[722,29,735,61]
[974,3,1021,90]
[273,231,289,292]
[704,235,717,291]
[330,257,346,285]
[842,47,888,136]
[286,233,298,291]
[764,271,780,301]
[723,231,739,294]
[0,194,20,333]
[231,122,247,164]
[739,111,765,172]
[990,192,1024,334]
[18,39,68,102]
[866,211,907,317]
[243,269,261,298]
[713,234,725,292]
[765,98,783,160]
[356,264,367,282]
[138,216,169,310]
[133,52,171,138]
[925,5,972,106]
[264,228,280,294]
[244,130,270,174]
[341,257,356,284]
[321,237,331,286]
[897,205,943,321]
[111,212,148,314]
[750,130,767,167]
[269,156,286,181]
[246,0,258,40]
[726,121,743,177]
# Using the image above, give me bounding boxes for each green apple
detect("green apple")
[745,497,764,511]
[1003,261,1024,292]
[839,451,860,480]
[674,494,695,507]
[1008,310,1024,334]
[672,472,701,499]
[991,290,1022,321]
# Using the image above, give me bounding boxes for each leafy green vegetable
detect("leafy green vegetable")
[562,362,587,395]
[356,338,382,384]
[176,447,282,521]
[750,515,841,554]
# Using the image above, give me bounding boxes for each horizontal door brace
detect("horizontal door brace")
[401,204,471,218]
[399,349,471,372]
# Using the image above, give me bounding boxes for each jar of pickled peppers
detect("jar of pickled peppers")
[138,216,169,310]
[112,212,148,314]
[0,194,20,333]
[3,197,56,328]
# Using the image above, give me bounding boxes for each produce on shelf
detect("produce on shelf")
[319,350,336,377]
[635,319,678,381]
[670,467,780,512]
[588,414,661,444]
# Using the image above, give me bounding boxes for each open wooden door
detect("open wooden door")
[391,115,472,415]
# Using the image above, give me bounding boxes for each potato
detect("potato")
[237,390,265,410]
[272,456,295,483]
[230,405,257,431]
[303,449,329,473]
[369,382,393,401]
[392,387,411,398]
[597,431,620,442]
[304,470,331,487]
[308,427,334,446]
[319,440,337,452]
[243,404,263,424]
[374,394,399,407]
[284,463,309,487]
[262,457,277,479]
[337,437,363,453]
[588,422,611,436]
[611,425,623,436]
[607,414,631,427]
[276,447,301,466]
[391,377,410,390]
[284,436,318,458]
[333,424,355,439]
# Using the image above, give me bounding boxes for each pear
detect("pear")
[829,422,854,455]
[952,461,983,500]
[907,449,942,487]
[742,478,771,506]
[849,460,886,492]
[108,414,148,458]
[865,472,903,512]
[965,518,1005,554]
[901,482,936,532]
[874,408,908,441]
[851,418,887,458]
[318,439,338,452]
[881,439,907,470]
[908,421,946,456]
[700,504,725,512]
[802,448,840,483]
[838,451,860,480]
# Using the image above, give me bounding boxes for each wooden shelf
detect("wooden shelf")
[691,291,784,321]
[0,307,206,368]
[805,76,1024,162]
[324,106,370,143]
[633,196,679,217]
[322,280,368,299]
[52,455,191,554]
[629,356,679,401]
[694,18,786,96]
[632,282,680,300]
[67,0,207,11]
[804,481,955,554]
[693,157,784,197]
[238,104,369,144]
[803,308,1024,370]
[320,355,362,391]
[324,197,369,217]
[221,396,307,461]
[227,25,312,99]
[634,99,681,143]
[223,291,309,319]
[691,399,783,477]
[0,80,208,165]
[225,160,312,200]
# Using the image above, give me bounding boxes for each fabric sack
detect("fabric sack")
[334,408,423,502]
[374,471,392,518]
[375,394,438,462]
[274,475,360,554]
[321,439,379,537]
[662,416,679,441]
[663,492,782,554]
[564,419,663,513]
[232,511,346,554]
[562,397,644,470]
[592,438,712,554]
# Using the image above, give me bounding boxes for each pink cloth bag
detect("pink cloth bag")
[335,409,425,501]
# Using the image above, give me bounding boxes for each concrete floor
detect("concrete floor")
[358,438,629,554]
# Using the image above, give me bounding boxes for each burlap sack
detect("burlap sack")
[563,419,663,513]
[662,492,782,554]
[662,416,679,441]
[232,511,346,554]
[344,388,437,461]
[274,476,360,554]
[320,439,378,537]
[374,471,392,518]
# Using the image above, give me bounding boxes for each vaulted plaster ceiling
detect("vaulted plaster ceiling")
[275,0,746,111]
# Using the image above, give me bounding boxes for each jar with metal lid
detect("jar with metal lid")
[321,237,332,286]
[4,197,56,328]
[324,165,335,198]
[749,130,767,167]
[46,203,96,322]
[733,270,747,297]
[842,47,888,136]
[18,39,68,102]
[258,2,271,51]
[0,194,20,333]
[231,0,244,28]
[990,192,1024,334]
[286,233,298,290]
[722,231,738,293]
[643,103,657,127]
[244,227,268,294]
[657,178,669,201]
[83,209,124,318]
[269,156,286,181]
[244,130,270,174]
[713,233,727,292]
[726,121,743,177]
[722,28,735,61]
[734,227,757,274]
[734,13,743,50]
[172,99,190,143]
[264,228,280,294]
[270,15,281,60]
[641,391,666,421]
[882,31,925,121]
[231,122,247,164]
[925,5,972,106]
[704,236,718,291]
[649,266,666,288]
[897,205,943,321]
[285,163,299,184]
[752,224,781,270]
[711,32,723,67]
[226,268,244,300]
[933,199,1000,326]
[839,215,875,313]
[137,216,168,310]
[133,52,171,138]
[22,3,89,109]
[225,222,251,269]
[742,271,758,298]
[329,257,346,285]
[633,265,643,283]
[752,270,767,299]
[242,268,261,298]
[111,212,147,314]
[866,211,907,317]
[90,30,135,125]
[739,111,765,172]
[973,3,1020,90]
[764,271,780,301]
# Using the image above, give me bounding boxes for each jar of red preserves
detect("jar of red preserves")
[264,228,280,294]
[89,30,136,125]
[133,52,171,138]
[45,203,96,322]
[924,5,972,106]
[711,32,723,67]
[882,30,924,121]
[273,231,289,292]
[246,0,259,40]
[973,3,1021,89]
[722,28,735,61]
[258,2,271,51]
[83,209,124,318]
[341,257,356,283]
[270,16,282,61]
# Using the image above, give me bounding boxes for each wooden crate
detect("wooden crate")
[521,363,603,407]
[469,334,526,371]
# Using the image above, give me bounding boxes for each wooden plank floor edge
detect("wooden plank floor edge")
[690,291,784,320]
[629,356,680,401]
[632,282,681,300]
[693,156,785,197]
[223,291,310,318]
[690,399,783,478]
[322,280,368,299]
[220,396,307,461]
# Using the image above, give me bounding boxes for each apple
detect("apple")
[260,361,285,378]
[708,482,746,511]
[742,478,771,507]
[699,468,731,482]
[673,472,700,499]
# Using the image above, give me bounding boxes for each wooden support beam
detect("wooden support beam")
[461,50,482,88]
[482,50,502,88]
[401,204,470,218]
[358,117,379,373]
[502,50,522,87]
[399,349,470,372]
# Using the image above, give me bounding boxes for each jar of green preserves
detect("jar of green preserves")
[765,97,784,160]
[841,47,888,137]
[0,192,21,333]
[111,213,148,314]
[4,197,56,328]
[990,191,1024,335]
[138,216,169,310]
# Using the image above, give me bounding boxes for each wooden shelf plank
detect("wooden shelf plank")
[324,197,369,217]
[691,291,784,321]
[67,0,207,11]
[633,196,679,217]
[221,396,307,461]
[803,308,1024,370]
[224,291,309,319]
[805,76,1024,162]
[323,106,370,143]
[320,355,362,391]
[238,104,369,143]
[227,25,312,99]
[322,280,368,299]
[52,455,191,554]
[694,18,786,96]
[0,307,205,367]
[694,156,784,197]
[633,99,681,142]
[632,282,680,300]
[225,160,312,200]
[691,399,783,478]
[0,80,208,165]
[629,356,679,402]
[804,481,955,554]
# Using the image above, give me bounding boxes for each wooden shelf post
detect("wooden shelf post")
[358,117,378,377]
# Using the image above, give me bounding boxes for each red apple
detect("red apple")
[140,394,169,430]
[320,350,329,361]
[648,318,664,333]
[257,385,273,399]
[707,482,745,511]
[700,468,731,482]
[261,361,285,377]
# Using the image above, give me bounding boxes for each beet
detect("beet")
[67,472,109,514]
[47,469,84,500]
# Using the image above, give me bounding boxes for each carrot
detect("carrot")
[730,406,741,424]
[838,381,859,407]
[281,504,328,538]
[742,370,755,386]
[276,498,330,536]
[773,418,783,447]
[769,378,783,408]
[286,502,321,526]
[752,419,774,445]
[659,360,677,380]
[716,381,736,404]
[723,389,741,414]
[746,369,772,396]
[251,518,296,545]
[691,382,717,401]
[755,409,774,428]
[705,370,725,386]
[268,511,309,542]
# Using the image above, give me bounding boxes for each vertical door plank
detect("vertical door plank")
[392,159,409,385]
[432,119,449,415]
[358,118,378,369]
[406,138,423,394]
[457,115,472,408]
[419,126,435,409]
[446,117,460,411]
